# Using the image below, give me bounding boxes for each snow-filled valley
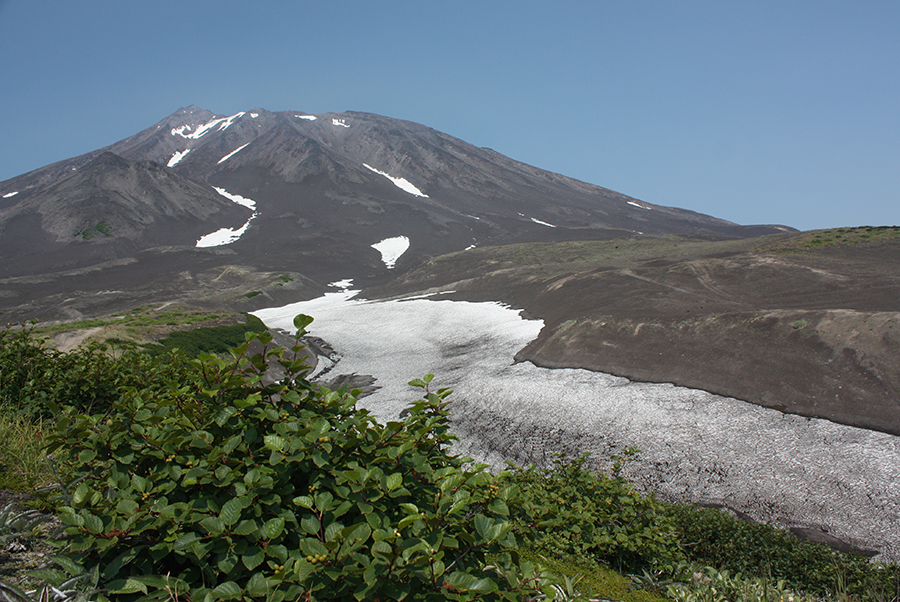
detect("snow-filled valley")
[253,291,900,562]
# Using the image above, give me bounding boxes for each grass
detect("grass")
[767,225,900,252]
[518,548,668,601]
[25,306,234,350]
[0,413,52,492]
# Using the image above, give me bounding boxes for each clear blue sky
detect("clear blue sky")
[1,1,897,230]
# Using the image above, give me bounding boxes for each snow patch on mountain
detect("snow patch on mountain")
[218,143,251,164]
[332,118,349,127]
[212,187,256,210]
[251,113,259,118]
[172,112,246,140]
[371,236,410,269]
[2,191,18,198]
[330,279,354,290]
[167,149,191,167]
[531,217,556,227]
[195,187,259,248]
[628,201,650,210]
[195,219,253,248]
[297,115,317,121]
[363,164,428,198]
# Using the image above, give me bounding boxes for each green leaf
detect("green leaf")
[293,314,314,332]
[265,516,286,539]
[108,578,148,594]
[295,559,315,581]
[474,514,492,540]
[264,434,285,451]
[72,483,90,506]
[301,515,320,535]
[211,581,243,600]
[82,513,103,534]
[371,541,392,556]
[200,516,225,535]
[246,573,270,598]
[173,532,202,551]
[232,519,258,536]
[324,522,343,542]
[242,548,265,570]
[115,499,139,515]
[385,473,402,490]
[293,495,313,509]
[220,497,242,526]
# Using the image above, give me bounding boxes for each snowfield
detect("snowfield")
[253,293,900,562]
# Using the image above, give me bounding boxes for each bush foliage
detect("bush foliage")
[41,316,576,601]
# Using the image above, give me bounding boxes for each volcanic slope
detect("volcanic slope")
[367,227,900,435]
[0,107,793,322]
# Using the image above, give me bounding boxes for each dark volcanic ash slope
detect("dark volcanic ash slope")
[367,229,900,435]
[0,107,792,278]
[0,106,792,323]
[0,152,252,278]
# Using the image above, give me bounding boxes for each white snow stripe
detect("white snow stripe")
[218,142,251,164]
[362,163,428,198]
[167,149,191,167]
[212,187,256,210]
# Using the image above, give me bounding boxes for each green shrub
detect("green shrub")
[44,316,562,601]
[665,503,900,597]
[503,452,681,572]
[147,314,268,357]
[0,324,194,420]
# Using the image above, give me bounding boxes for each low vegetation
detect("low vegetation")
[0,316,898,601]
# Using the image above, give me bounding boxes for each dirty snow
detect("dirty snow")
[251,294,900,562]
[363,163,428,198]
[167,149,191,167]
[332,118,349,127]
[371,236,410,268]
[218,142,251,164]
